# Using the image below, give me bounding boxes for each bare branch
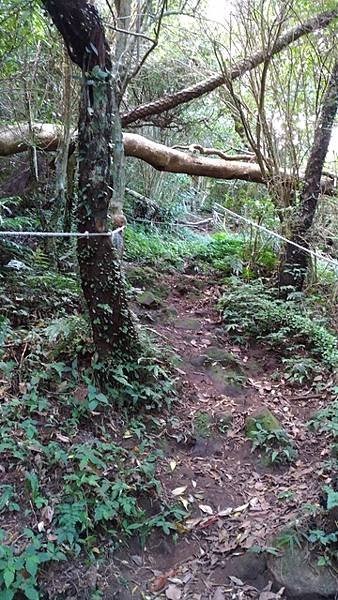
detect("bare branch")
[121,9,338,126]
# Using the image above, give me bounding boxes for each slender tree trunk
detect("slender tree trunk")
[42,0,139,362]
[279,60,338,293]
[109,0,133,256]
[48,49,73,260]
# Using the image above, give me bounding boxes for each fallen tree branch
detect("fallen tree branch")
[171,144,257,161]
[0,123,336,195]
[120,9,338,126]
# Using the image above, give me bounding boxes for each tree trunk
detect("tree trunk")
[1,124,336,195]
[279,59,338,293]
[47,49,72,261]
[42,0,139,362]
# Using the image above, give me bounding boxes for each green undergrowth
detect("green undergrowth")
[308,395,338,472]
[124,225,277,278]
[220,280,338,383]
[309,398,338,440]
[0,400,184,597]
[0,262,183,596]
[249,423,297,465]
[0,325,181,597]
[273,479,338,568]
[124,224,208,267]
[194,231,277,277]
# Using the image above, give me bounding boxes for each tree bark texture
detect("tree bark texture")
[0,123,335,196]
[121,9,338,126]
[279,59,338,292]
[42,0,139,361]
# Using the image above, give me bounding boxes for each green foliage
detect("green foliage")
[124,224,208,266]
[193,411,211,438]
[323,485,338,511]
[195,231,277,276]
[92,347,176,411]
[0,197,36,232]
[305,529,338,565]
[40,315,93,358]
[124,226,277,279]
[282,356,323,385]
[0,529,66,599]
[308,400,338,438]
[220,281,338,371]
[194,232,244,274]
[249,422,297,465]
[0,402,183,595]
[0,486,19,513]
[25,472,47,509]
[275,528,302,551]
[53,439,166,553]
[0,269,80,328]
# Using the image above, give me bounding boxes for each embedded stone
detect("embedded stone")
[136,290,162,308]
[245,408,281,439]
[175,318,201,330]
[267,543,337,598]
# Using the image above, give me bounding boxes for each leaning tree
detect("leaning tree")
[279,59,338,292]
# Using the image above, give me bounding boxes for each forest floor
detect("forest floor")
[98,268,336,600]
[1,260,337,600]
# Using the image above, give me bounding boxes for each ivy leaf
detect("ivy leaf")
[3,566,15,588]
[21,583,39,600]
[26,554,39,577]
[325,486,338,511]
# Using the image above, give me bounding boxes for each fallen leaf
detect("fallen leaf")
[73,384,88,402]
[184,517,202,530]
[180,497,189,510]
[229,576,244,586]
[199,504,213,515]
[218,507,233,517]
[56,433,70,443]
[213,588,225,600]
[259,583,285,600]
[41,505,54,523]
[175,367,186,375]
[166,584,182,600]
[172,486,187,496]
[232,502,249,515]
[170,460,177,472]
[151,575,167,592]
[198,515,218,529]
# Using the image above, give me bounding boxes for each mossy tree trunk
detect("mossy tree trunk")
[279,60,338,293]
[43,0,139,362]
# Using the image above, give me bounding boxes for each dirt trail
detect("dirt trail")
[111,271,333,599]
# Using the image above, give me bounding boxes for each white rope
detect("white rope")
[213,203,338,271]
[1,208,337,272]
[0,226,125,239]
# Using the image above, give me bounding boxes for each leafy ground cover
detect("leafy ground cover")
[0,226,337,599]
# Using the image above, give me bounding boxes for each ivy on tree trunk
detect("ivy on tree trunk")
[42,0,139,362]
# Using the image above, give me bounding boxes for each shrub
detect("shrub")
[220,281,338,370]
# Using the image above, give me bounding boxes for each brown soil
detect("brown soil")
[4,269,335,600]
[91,272,336,600]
